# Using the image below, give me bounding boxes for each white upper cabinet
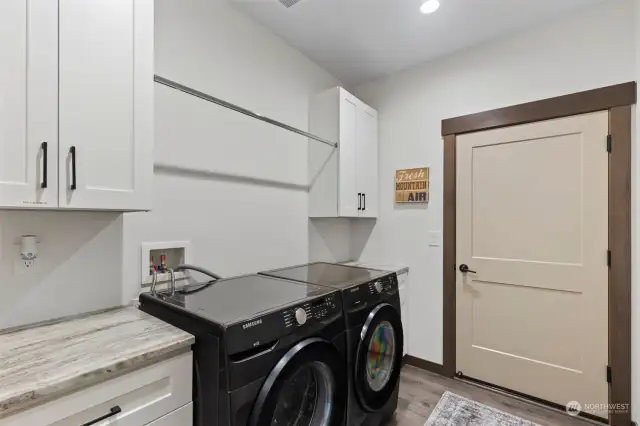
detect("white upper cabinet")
[0,0,58,208]
[338,92,359,217]
[58,0,154,211]
[0,0,153,211]
[356,104,378,218]
[309,87,378,218]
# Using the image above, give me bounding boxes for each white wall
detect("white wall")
[353,0,637,412]
[121,0,345,302]
[0,211,123,329]
[309,218,353,262]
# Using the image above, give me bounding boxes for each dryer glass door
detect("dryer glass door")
[355,303,404,412]
[249,338,347,426]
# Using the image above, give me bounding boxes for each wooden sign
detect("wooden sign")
[395,167,429,203]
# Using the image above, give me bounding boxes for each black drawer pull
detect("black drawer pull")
[70,146,77,190]
[40,142,48,188]
[80,406,121,426]
[357,193,362,210]
[362,193,366,211]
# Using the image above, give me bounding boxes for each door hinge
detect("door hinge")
[607,365,612,383]
[606,135,612,153]
[607,250,612,267]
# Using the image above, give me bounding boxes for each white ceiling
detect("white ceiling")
[232,0,605,86]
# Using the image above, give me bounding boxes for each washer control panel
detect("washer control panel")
[282,293,339,328]
[226,292,342,356]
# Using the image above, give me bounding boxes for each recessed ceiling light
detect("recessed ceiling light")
[420,0,440,14]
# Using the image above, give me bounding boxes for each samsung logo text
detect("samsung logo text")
[243,319,263,329]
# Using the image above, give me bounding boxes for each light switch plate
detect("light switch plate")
[428,231,441,247]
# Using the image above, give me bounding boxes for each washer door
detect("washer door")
[354,303,404,412]
[248,338,347,426]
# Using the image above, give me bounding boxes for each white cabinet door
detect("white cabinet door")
[146,403,192,426]
[309,87,378,218]
[338,91,359,217]
[58,0,153,211]
[0,0,58,208]
[356,103,378,218]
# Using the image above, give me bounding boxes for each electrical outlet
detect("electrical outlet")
[14,258,37,276]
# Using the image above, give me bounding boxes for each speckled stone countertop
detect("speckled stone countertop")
[0,307,194,418]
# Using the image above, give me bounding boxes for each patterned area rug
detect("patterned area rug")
[425,391,542,426]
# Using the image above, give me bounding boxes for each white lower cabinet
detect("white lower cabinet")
[1,352,193,426]
[146,403,192,426]
[398,272,409,356]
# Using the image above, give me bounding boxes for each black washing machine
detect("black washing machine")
[261,263,404,426]
[139,273,347,426]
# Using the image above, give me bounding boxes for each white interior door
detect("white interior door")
[58,0,153,211]
[356,103,378,218]
[456,111,609,416]
[338,91,359,217]
[0,0,58,208]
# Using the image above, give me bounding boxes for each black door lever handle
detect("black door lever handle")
[459,264,476,274]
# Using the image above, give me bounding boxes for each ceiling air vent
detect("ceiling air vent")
[279,0,304,8]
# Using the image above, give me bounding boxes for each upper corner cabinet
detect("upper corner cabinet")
[58,0,154,211]
[309,87,378,218]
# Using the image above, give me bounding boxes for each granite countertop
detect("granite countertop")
[343,260,409,275]
[0,307,194,418]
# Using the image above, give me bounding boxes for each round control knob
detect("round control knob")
[374,281,383,293]
[295,308,307,325]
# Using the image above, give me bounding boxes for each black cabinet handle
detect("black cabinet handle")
[357,193,362,210]
[80,406,121,426]
[362,193,366,211]
[70,146,77,190]
[459,264,476,274]
[40,142,48,189]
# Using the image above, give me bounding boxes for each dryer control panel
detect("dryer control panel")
[367,274,397,295]
[282,293,339,328]
[342,272,398,312]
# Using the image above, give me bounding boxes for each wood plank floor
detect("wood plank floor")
[389,365,603,426]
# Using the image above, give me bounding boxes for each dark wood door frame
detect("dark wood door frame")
[441,82,635,426]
